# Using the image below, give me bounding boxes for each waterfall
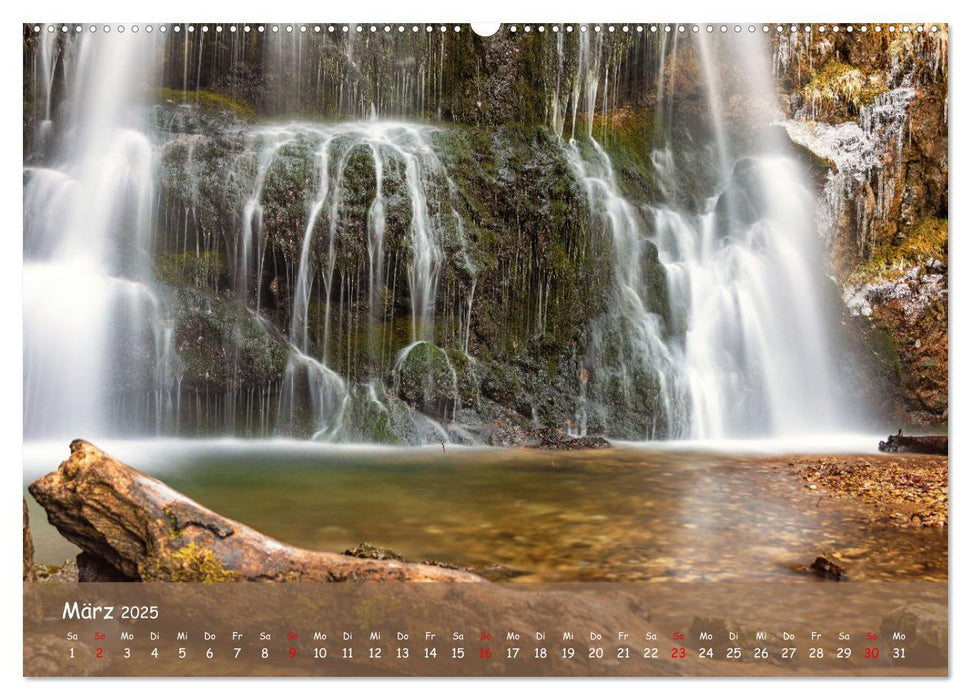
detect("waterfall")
[557,29,842,439]
[263,121,456,438]
[22,26,872,444]
[23,30,177,439]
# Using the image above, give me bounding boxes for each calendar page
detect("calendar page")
[22,21,948,678]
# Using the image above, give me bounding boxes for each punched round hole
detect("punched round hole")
[472,22,502,36]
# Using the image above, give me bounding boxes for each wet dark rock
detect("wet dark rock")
[392,342,458,422]
[530,429,611,451]
[76,552,136,583]
[879,429,948,455]
[809,556,848,581]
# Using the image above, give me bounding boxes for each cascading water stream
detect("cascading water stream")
[556,30,843,439]
[262,121,462,439]
[22,26,866,444]
[23,31,178,439]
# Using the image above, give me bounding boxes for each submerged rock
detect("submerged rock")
[880,603,947,667]
[809,556,848,581]
[530,430,611,451]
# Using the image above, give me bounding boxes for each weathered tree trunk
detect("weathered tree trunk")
[28,440,483,583]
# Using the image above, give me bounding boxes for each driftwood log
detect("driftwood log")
[28,440,483,583]
[879,430,948,456]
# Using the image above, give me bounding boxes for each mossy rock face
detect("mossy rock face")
[392,342,457,422]
[155,88,255,121]
[152,98,251,142]
[155,250,227,289]
[168,285,290,390]
[802,60,887,118]
[332,383,401,445]
[845,217,948,286]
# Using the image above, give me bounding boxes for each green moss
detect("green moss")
[393,341,457,420]
[140,542,240,582]
[847,217,948,284]
[804,60,887,113]
[155,251,226,288]
[155,88,255,119]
